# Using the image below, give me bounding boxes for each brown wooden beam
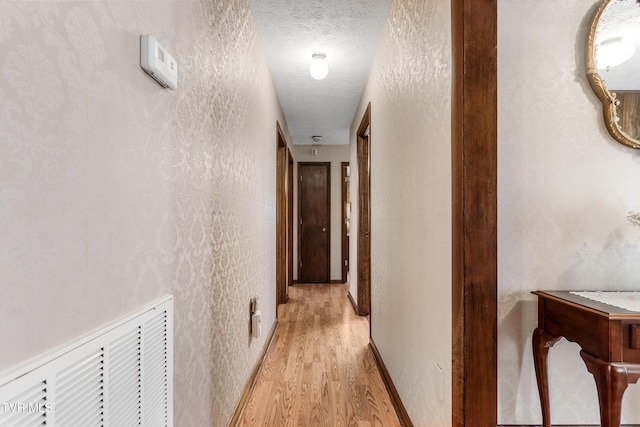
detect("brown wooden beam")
[451,0,498,426]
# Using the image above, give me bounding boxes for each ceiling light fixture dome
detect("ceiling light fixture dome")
[309,52,329,80]
[597,37,636,70]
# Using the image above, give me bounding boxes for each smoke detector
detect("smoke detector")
[311,136,323,143]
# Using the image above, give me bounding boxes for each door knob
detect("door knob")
[322,227,327,232]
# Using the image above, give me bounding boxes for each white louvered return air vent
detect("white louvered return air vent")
[0,295,173,427]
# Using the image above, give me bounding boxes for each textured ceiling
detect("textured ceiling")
[249,0,391,145]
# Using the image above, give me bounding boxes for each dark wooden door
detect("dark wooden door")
[298,162,330,283]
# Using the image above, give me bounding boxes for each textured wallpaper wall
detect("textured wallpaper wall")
[0,1,287,425]
[498,0,640,424]
[350,0,452,425]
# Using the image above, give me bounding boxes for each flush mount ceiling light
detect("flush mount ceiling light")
[309,52,328,80]
[597,37,636,70]
[311,135,323,143]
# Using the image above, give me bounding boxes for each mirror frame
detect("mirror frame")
[586,0,640,149]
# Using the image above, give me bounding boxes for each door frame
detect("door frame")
[341,162,350,283]
[356,103,371,317]
[276,121,288,305]
[287,149,294,294]
[297,162,331,283]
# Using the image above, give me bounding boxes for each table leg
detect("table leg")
[532,328,561,427]
[579,351,638,427]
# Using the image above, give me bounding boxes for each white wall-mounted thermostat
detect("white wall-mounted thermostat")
[140,34,178,90]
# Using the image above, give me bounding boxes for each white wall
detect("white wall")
[498,0,640,424]
[0,1,289,425]
[291,144,349,282]
[350,0,452,424]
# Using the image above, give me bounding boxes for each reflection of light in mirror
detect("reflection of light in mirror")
[597,37,636,70]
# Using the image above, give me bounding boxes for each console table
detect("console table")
[532,291,640,427]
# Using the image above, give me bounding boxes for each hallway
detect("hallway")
[1,0,497,424]
[239,284,401,426]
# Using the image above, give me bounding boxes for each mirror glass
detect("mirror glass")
[588,0,640,147]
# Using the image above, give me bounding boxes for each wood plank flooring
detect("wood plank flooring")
[239,283,401,427]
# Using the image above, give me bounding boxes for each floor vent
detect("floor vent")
[0,295,173,427]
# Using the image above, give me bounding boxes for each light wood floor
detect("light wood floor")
[239,283,401,427]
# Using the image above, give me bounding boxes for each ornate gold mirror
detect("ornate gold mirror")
[587,0,640,148]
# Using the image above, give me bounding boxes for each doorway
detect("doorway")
[341,162,350,283]
[356,104,371,316]
[298,162,331,283]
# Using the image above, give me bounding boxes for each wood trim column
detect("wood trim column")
[356,103,371,317]
[287,149,294,293]
[451,0,497,426]
[276,122,287,304]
